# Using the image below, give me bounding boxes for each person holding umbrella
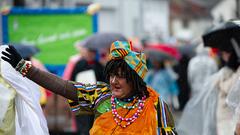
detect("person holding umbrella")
[202,19,240,135]
[1,41,177,134]
[144,44,180,109]
[177,20,240,135]
[177,43,218,135]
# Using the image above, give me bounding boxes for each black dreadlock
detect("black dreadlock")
[104,59,149,98]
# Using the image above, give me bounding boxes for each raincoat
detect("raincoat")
[177,54,220,135]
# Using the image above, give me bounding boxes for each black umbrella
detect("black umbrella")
[12,44,40,59]
[202,20,240,53]
[83,33,127,50]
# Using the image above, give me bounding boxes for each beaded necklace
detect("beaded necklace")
[118,96,136,102]
[114,97,139,109]
[111,96,146,128]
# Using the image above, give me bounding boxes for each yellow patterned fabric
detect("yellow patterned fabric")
[0,76,16,135]
[109,41,148,79]
[68,81,111,115]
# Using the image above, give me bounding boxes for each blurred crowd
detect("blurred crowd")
[42,20,240,134]
[1,19,240,135]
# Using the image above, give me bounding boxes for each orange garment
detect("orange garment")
[90,87,159,135]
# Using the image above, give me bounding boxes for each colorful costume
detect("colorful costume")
[68,82,176,135]
[68,41,177,135]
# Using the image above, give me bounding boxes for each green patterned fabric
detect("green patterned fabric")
[96,98,111,114]
[109,41,148,79]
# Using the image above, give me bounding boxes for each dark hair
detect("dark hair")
[226,50,239,71]
[104,59,149,98]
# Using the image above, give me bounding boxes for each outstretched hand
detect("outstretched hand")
[1,45,23,68]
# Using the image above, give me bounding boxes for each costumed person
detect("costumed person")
[179,20,240,135]
[202,20,240,135]
[214,51,239,135]
[178,20,240,135]
[0,45,49,135]
[177,43,218,135]
[1,41,177,135]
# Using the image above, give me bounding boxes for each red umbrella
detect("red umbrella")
[145,43,181,61]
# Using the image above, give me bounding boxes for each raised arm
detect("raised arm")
[1,45,78,101]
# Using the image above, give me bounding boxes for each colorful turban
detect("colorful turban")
[110,41,148,79]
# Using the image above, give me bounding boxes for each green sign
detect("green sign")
[4,8,97,64]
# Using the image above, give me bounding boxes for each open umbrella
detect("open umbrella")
[177,44,197,58]
[145,43,181,61]
[202,20,240,54]
[12,44,40,59]
[83,33,127,50]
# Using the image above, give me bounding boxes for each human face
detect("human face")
[109,70,134,99]
[221,51,231,62]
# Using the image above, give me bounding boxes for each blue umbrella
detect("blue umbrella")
[83,33,127,50]
[12,44,40,59]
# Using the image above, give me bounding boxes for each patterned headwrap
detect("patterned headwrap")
[109,41,148,79]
